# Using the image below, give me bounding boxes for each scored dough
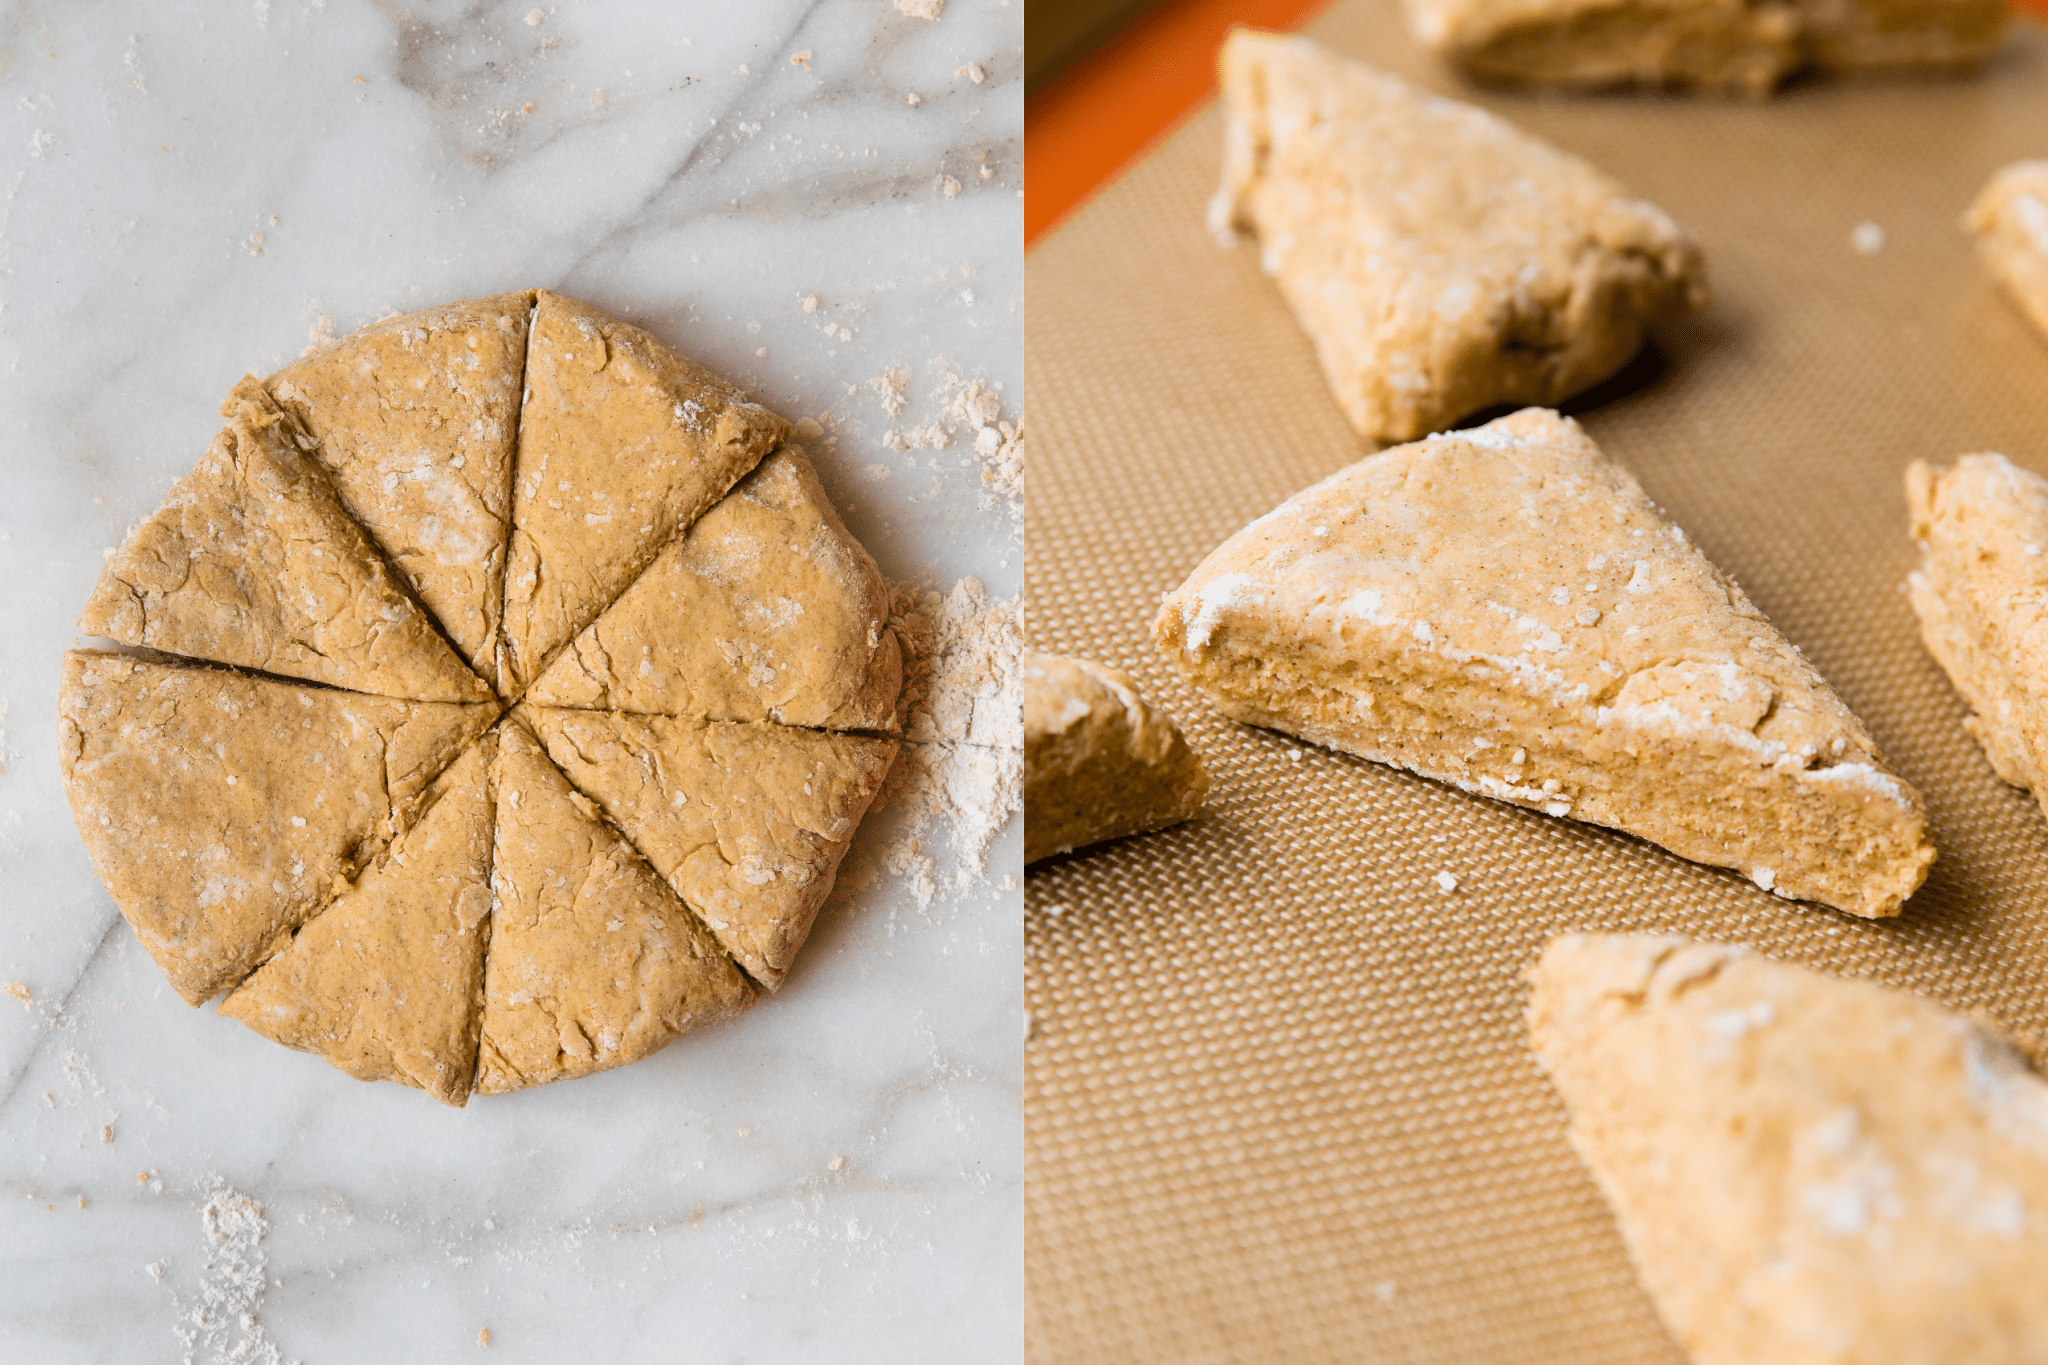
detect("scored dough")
[218,736,496,1108]
[500,289,791,694]
[1906,452,2048,815]
[1023,653,1209,864]
[1402,0,2007,96]
[79,378,491,704]
[267,290,533,680]
[1155,407,1933,917]
[1965,161,2048,343]
[477,720,754,1095]
[526,447,904,730]
[520,705,897,989]
[58,650,499,1005]
[1528,932,2048,1362]
[62,290,903,1099]
[1212,30,1708,443]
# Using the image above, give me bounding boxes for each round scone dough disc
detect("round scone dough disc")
[62,289,901,1102]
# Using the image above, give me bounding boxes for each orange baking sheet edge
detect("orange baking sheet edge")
[1024,0,2048,251]
[1025,0,1331,249]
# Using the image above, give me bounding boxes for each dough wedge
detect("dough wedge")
[1155,408,1932,916]
[1906,452,2048,811]
[79,379,491,703]
[218,737,495,1107]
[1023,653,1209,863]
[520,705,896,990]
[476,720,753,1094]
[1529,932,2048,1363]
[1402,0,2007,96]
[500,290,789,693]
[267,291,532,680]
[58,651,499,1004]
[1212,30,1708,442]
[526,447,903,730]
[1965,162,2048,344]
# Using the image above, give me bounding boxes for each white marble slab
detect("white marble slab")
[0,2,1022,1360]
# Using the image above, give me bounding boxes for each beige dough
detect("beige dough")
[1212,31,1708,443]
[1023,653,1209,864]
[79,379,491,704]
[520,705,897,990]
[500,289,790,693]
[1966,162,2048,343]
[1906,452,2048,815]
[476,721,754,1094]
[267,291,532,679]
[1528,932,2048,1363]
[526,447,904,730]
[1154,407,1933,917]
[218,737,496,1108]
[61,290,898,1100]
[1402,0,2007,95]
[58,650,499,1004]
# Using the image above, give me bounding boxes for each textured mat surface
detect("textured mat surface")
[1023,3,2048,1360]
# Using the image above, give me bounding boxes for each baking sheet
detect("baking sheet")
[1023,3,2048,1360]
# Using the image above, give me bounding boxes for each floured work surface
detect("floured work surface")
[1024,5,2048,1361]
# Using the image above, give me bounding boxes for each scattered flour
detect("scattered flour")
[870,366,911,417]
[895,0,945,17]
[874,361,1024,514]
[301,300,339,357]
[873,578,1022,907]
[168,1181,289,1365]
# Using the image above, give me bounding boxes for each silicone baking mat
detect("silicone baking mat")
[1023,3,2048,1360]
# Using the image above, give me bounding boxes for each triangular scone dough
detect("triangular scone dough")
[1023,653,1209,864]
[217,737,495,1107]
[1211,31,1709,442]
[1966,162,2048,343]
[526,448,904,730]
[476,721,753,1094]
[57,651,499,1005]
[1528,933,2048,1362]
[78,380,491,704]
[519,706,896,989]
[1401,0,2006,95]
[1155,408,1933,917]
[499,290,790,693]
[267,291,533,680]
[1906,453,2048,811]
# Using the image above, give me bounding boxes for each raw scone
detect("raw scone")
[476,721,754,1094]
[218,737,496,1108]
[520,705,897,989]
[525,448,904,730]
[499,289,791,693]
[1528,932,2048,1363]
[79,379,491,704]
[1965,161,2048,343]
[1402,0,2007,96]
[1906,452,2048,817]
[267,291,532,679]
[1023,653,1209,864]
[1154,408,1933,917]
[1212,31,1709,443]
[58,650,499,1004]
